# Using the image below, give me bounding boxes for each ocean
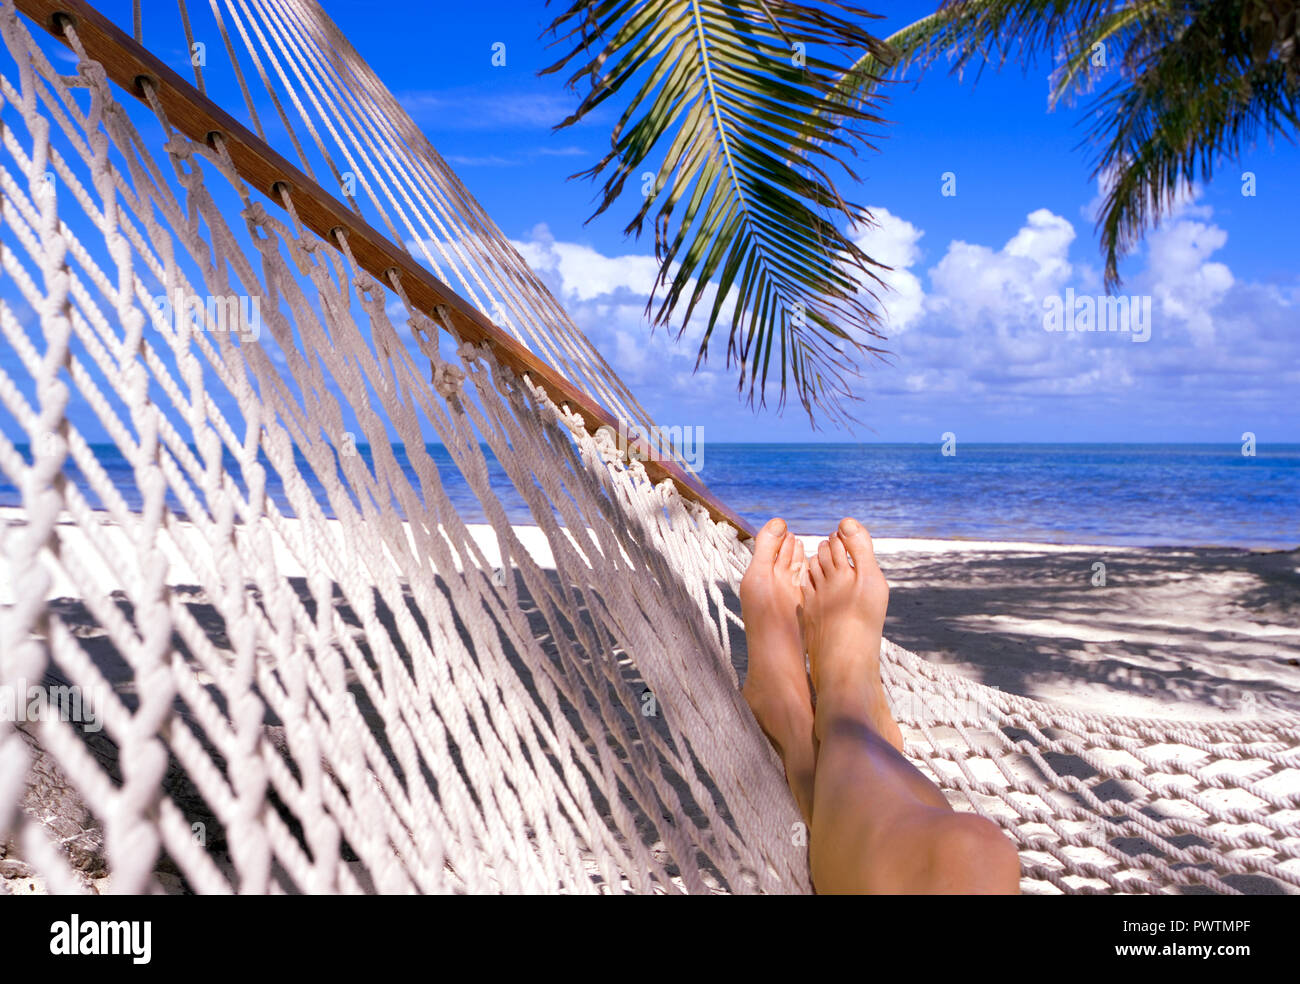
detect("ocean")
[3,443,1296,549]
[702,443,1299,549]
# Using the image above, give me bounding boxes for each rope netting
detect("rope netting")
[0,0,1296,895]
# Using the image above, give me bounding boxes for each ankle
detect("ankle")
[813,663,886,740]
[813,639,880,698]
[748,691,813,750]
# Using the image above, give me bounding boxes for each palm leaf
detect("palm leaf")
[542,0,894,427]
[1049,0,1168,105]
[830,0,1110,112]
[829,0,1300,287]
[1085,1,1300,285]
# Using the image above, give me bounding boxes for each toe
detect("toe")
[792,538,807,586]
[777,531,796,570]
[817,539,833,572]
[829,530,848,569]
[806,554,823,586]
[752,517,787,568]
[838,517,877,571]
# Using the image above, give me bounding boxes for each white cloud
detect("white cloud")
[396,89,577,131]
[858,193,1297,415]
[444,145,591,168]
[495,199,1295,429]
[1143,201,1234,345]
[927,208,1076,335]
[513,225,660,302]
[852,208,925,332]
[444,154,519,167]
[507,224,723,394]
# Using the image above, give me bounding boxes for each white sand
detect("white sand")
[3,508,1298,895]
[4,508,1297,721]
[837,537,1300,721]
[0,508,572,603]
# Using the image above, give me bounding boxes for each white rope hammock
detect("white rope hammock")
[0,0,1296,895]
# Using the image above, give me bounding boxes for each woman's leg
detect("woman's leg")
[802,518,1020,894]
[742,516,1021,894]
[738,518,817,823]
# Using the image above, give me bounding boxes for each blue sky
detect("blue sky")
[311,0,1300,443]
[9,1,1298,446]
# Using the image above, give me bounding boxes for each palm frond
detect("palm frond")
[1085,1,1300,286]
[829,0,1300,286]
[827,8,952,109]
[831,0,1109,112]
[1050,0,1168,106]
[542,0,894,427]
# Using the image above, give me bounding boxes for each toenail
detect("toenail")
[768,518,787,534]
[840,518,860,533]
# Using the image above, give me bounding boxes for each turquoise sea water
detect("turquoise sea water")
[698,443,1299,548]
[3,443,1296,549]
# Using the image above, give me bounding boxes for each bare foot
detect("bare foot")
[739,517,816,822]
[801,517,904,754]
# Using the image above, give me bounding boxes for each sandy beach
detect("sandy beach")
[3,0,1298,915]
[3,510,1298,894]
[6,508,1297,722]
[811,535,1300,722]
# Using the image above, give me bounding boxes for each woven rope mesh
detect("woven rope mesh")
[0,0,1297,894]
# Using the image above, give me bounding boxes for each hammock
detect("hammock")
[0,0,1295,895]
